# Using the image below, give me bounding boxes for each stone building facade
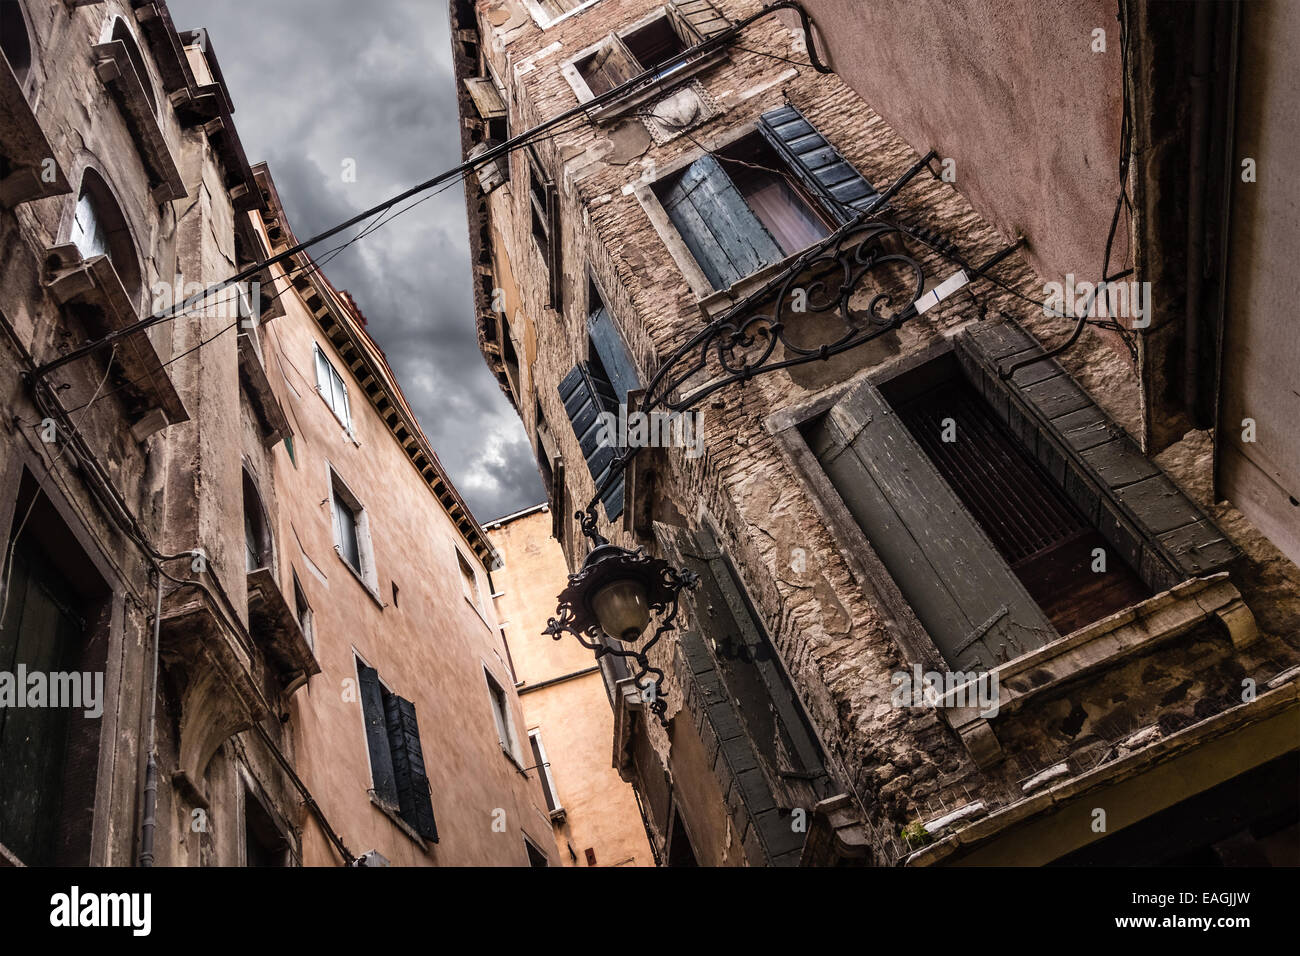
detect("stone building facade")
[1,0,554,867]
[452,0,1300,866]
[486,503,654,866]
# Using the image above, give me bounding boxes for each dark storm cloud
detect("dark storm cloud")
[167,0,543,522]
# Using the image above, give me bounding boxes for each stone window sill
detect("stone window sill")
[334,547,386,609]
[942,573,1259,768]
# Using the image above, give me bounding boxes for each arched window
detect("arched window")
[242,469,272,572]
[0,1,32,90]
[109,17,156,113]
[69,169,142,302]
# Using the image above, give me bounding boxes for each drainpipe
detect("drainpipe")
[137,568,163,866]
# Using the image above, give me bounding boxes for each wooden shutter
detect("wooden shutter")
[666,524,833,814]
[658,153,782,290]
[383,693,440,842]
[668,0,730,40]
[807,379,1056,669]
[588,304,640,403]
[759,105,878,224]
[356,663,398,807]
[558,364,624,520]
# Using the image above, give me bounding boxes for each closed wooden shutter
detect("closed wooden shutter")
[587,304,640,403]
[759,105,878,224]
[658,153,782,290]
[807,379,1056,669]
[668,0,730,40]
[383,693,439,842]
[558,364,624,520]
[356,663,398,807]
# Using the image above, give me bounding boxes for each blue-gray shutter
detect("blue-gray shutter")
[658,153,782,290]
[806,379,1056,670]
[558,364,624,520]
[588,305,641,403]
[383,693,439,842]
[759,105,878,223]
[356,664,398,807]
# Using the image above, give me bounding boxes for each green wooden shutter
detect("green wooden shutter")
[588,305,641,404]
[558,364,624,520]
[383,693,439,842]
[759,105,878,224]
[658,154,782,290]
[807,379,1056,669]
[356,663,398,807]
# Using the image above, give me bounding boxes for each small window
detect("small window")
[314,344,352,429]
[355,659,439,842]
[1,1,33,90]
[524,835,549,867]
[458,549,483,611]
[292,571,313,649]
[485,668,521,763]
[528,729,561,812]
[651,105,878,292]
[242,470,272,572]
[244,790,289,867]
[575,8,698,95]
[525,149,561,309]
[68,170,142,303]
[329,469,371,584]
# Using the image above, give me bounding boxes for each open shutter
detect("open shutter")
[356,664,398,807]
[658,153,782,290]
[558,364,624,520]
[383,693,439,842]
[588,305,640,403]
[668,0,731,40]
[759,105,878,224]
[807,379,1056,669]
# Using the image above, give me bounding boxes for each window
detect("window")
[329,469,372,587]
[528,729,561,813]
[884,371,1151,635]
[557,290,640,520]
[525,148,562,309]
[355,658,439,842]
[458,549,483,612]
[314,344,352,429]
[573,3,727,98]
[243,790,289,866]
[242,470,272,572]
[1,1,32,90]
[68,170,142,303]
[485,668,521,763]
[651,105,878,292]
[524,835,550,866]
[110,17,156,113]
[804,350,1158,670]
[463,62,510,193]
[292,571,313,649]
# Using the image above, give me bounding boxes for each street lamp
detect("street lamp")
[543,507,697,724]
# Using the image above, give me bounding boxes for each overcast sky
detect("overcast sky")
[166,0,542,524]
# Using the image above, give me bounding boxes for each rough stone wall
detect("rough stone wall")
[465,0,1300,864]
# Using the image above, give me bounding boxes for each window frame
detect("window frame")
[560,3,725,121]
[327,465,378,597]
[483,666,523,766]
[313,343,353,431]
